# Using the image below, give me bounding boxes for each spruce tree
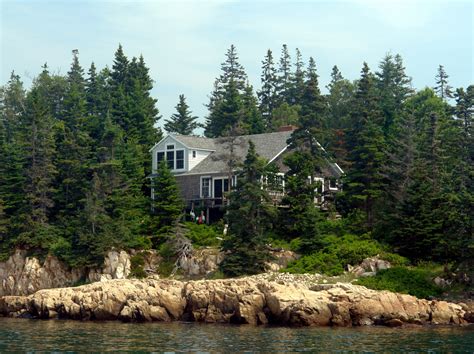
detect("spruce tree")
[342,63,387,229]
[276,44,292,104]
[325,65,354,168]
[220,141,273,276]
[290,48,305,105]
[257,49,278,129]
[241,83,265,134]
[434,64,453,101]
[164,94,199,135]
[205,45,248,137]
[150,161,184,245]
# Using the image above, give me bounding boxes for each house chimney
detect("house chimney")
[278,125,297,132]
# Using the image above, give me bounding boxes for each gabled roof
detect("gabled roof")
[173,135,216,151]
[184,131,292,175]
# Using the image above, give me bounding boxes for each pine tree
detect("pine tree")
[220,141,273,276]
[376,53,413,134]
[17,68,58,248]
[257,49,278,129]
[205,78,244,137]
[276,44,292,104]
[342,63,387,229]
[241,83,265,134]
[325,65,354,168]
[434,64,453,101]
[150,161,184,245]
[164,94,199,135]
[290,47,305,105]
[205,45,248,137]
[54,50,92,217]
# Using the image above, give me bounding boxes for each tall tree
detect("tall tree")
[164,94,199,135]
[220,141,273,276]
[325,65,354,168]
[341,63,387,229]
[434,64,453,101]
[290,47,305,105]
[276,44,292,104]
[241,83,265,134]
[257,49,278,129]
[150,161,184,245]
[205,45,248,137]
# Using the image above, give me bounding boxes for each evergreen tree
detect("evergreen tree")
[205,45,248,137]
[341,63,387,229]
[54,50,91,217]
[276,44,292,104]
[150,161,184,245]
[257,49,278,129]
[17,68,58,248]
[434,64,453,101]
[325,65,354,168]
[205,78,243,137]
[290,48,305,105]
[241,83,265,134]
[375,53,413,134]
[220,141,273,276]
[164,94,199,135]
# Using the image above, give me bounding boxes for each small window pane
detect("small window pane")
[192,150,196,158]
[166,151,174,169]
[202,178,211,198]
[167,144,174,150]
[176,150,184,169]
[157,152,165,163]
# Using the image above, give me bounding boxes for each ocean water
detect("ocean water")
[0,318,473,352]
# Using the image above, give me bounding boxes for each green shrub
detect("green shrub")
[183,222,221,247]
[282,233,407,276]
[355,266,443,299]
[130,253,147,279]
[284,252,344,276]
[158,260,175,277]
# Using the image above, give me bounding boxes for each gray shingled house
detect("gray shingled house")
[149,128,343,220]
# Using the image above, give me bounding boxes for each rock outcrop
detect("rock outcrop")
[0,248,298,296]
[348,256,391,277]
[0,250,134,296]
[1,275,471,327]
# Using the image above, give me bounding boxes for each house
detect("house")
[149,127,344,220]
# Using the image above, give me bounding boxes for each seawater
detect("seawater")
[0,318,473,352]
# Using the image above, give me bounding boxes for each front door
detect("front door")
[214,179,223,205]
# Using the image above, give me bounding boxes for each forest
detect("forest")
[0,44,472,290]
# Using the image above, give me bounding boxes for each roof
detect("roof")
[160,130,343,178]
[177,131,292,175]
[172,134,216,151]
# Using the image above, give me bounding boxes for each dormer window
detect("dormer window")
[156,144,185,171]
[192,150,196,158]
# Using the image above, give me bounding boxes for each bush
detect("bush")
[282,233,406,276]
[130,253,147,278]
[183,222,221,247]
[284,252,344,276]
[356,266,443,299]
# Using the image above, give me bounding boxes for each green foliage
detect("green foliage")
[183,222,221,247]
[283,234,407,276]
[130,253,147,278]
[220,141,274,276]
[356,266,443,299]
[164,94,199,135]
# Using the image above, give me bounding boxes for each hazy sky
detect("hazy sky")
[1,0,473,131]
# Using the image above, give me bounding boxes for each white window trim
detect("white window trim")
[156,148,186,172]
[200,176,212,198]
[212,176,231,198]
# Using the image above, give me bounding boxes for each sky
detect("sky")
[1,0,473,131]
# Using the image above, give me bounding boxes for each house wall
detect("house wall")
[151,136,187,173]
[188,149,212,171]
[175,172,231,208]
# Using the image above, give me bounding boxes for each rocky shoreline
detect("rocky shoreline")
[1,275,472,327]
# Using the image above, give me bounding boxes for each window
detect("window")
[157,152,164,164]
[192,150,196,158]
[201,177,211,198]
[329,179,337,190]
[176,150,184,169]
[167,144,174,150]
[166,151,174,169]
